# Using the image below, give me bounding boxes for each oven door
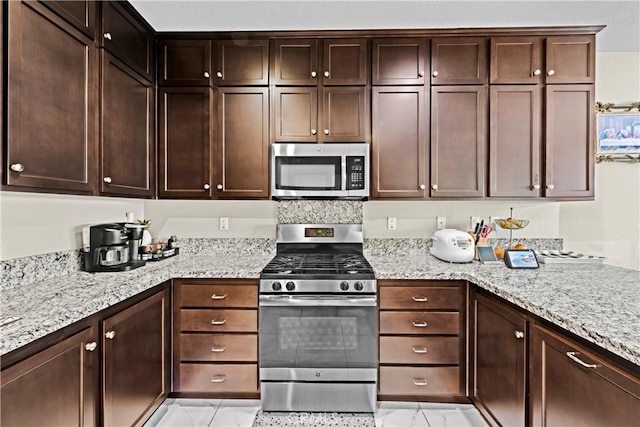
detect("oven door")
[259,294,378,382]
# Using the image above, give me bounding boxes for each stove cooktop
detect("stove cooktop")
[260,252,375,280]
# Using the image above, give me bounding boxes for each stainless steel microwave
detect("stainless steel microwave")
[271,143,369,200]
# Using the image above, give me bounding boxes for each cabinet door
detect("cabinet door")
[6,1,95,194]
[272,39,319,85]
[545,36,595,84]
[473,293,527,427]
[545,85,595,199]
[100,52,154,197]
[431,86,486,198]
[431,37,487,85]
[37,0,96,38]
[103,289,169,427]
[372,38,428,85]
[159,39,212,86]
[1,327,97,427]
[216,87,269,198]
[489,86,541,197]
[490,37,542,84]
[215,39,269,86]
[158,87,213,198]
[272,87,318,142]
[530,324,640,427]
[322,39,367,85]
[101,1,154,82]
[372,87,427,199]
[321,87,368,143]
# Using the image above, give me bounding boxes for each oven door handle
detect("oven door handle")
[259,295,377,307]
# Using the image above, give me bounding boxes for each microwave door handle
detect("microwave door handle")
[341,157,347,191]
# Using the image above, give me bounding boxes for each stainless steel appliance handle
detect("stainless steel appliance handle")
[259,295,377,307]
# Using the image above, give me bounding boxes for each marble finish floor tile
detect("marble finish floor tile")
[421,403,487,427]
[144,399,221,427]
[375,402,429,427]
[210,399,262,427]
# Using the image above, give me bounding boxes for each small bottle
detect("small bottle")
[168,235,178,249]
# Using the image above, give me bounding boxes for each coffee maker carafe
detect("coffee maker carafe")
[83,223,146,272]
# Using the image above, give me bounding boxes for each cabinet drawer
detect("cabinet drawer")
[379,366,461,396]
[380,287,460,310]
[380,312,459,335]
[181,309,257,332]
[179,363,258,393]
[180,334,257,362]
[380,336,460,365]
[179,284,257,308]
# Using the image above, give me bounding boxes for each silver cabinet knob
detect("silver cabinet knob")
[419,184,426,190]
[324,71,330,78]
[547,69,555,76]
[432,71,439,77]
[547,184,555,190]
[85,342,97,352]
[311,129,317,135]
[216,71,223,78]
[533,69,541,76]
[311,71,317,78]
[203,71,210,78]
[324,129,330,135]
[204,183,210,190]
[431,184,438,190]
[104,32,112,40]
[10,163,24,172]
[103,176,112,184]
[532,184,541,190]
[515,330,524,339]
[216,184,223,190]
[418,72,424,78]
[105,330,116,340]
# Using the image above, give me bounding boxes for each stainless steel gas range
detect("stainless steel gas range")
[259,224,377,413]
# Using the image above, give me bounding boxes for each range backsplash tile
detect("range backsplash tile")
[168,238,276,256]
[1,249,83,290]
[364,238,563,256]
[277,200,363,224]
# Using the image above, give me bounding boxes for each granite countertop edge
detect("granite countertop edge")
[1,253,639,368]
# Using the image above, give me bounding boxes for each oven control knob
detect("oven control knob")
[286,281,296,291]
[272,281,282,291]
[354,281,364,291]
[340,281,349,291]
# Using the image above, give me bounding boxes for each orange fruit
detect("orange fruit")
[512,243,526,249]
[494,246,505,259]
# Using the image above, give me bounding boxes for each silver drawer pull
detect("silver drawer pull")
[412,296,428,302]
[566,351,597,369]
[412,347,428,354]
[211,319,226,325]
[412,321,428,328]
[211,346,226,352]
[412,378,428,386]
[211,294,227,300]
[210,375,226,383]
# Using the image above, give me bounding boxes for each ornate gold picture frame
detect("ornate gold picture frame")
[595,101,640,163]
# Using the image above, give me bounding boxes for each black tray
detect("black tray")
[140,247,179,261]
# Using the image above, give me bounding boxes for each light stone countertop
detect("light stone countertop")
[1,253,639,368]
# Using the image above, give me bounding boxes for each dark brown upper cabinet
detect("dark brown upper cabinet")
[545,35,595,84]
[271,38,367,86]
[158,87,213,199]
[545,84,595,199]
[322,87,368,142]
[489,86,542,197]
[431,86,487,198]
[37,0,96,39]
[159,39,212,86]
[431,37,487,85]
[490,36,542,84]
[372,38,428,85]
[216,88,269,198]
[101,1,155,82]
[215,39,269,86]
[100,52,155,198]
[5,0,96,194]
[272,87,318,142]
[371,87,428,199]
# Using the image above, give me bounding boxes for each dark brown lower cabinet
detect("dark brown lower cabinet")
[0,327,97,427]
[102,289,169,427]
[530,324,640,427]
[472,292,527,427]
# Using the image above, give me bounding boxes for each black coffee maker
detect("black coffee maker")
[83,223,146,272]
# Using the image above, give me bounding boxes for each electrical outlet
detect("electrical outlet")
[436,216,446,230]
[387,216,397,230]
[471,216,481,229]
[219,217,229,230]
[490,216,499,226]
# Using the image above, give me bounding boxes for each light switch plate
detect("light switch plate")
[219,217,229,230]
[387,216,397,230]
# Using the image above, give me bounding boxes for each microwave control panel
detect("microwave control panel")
[346,156,365,190]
